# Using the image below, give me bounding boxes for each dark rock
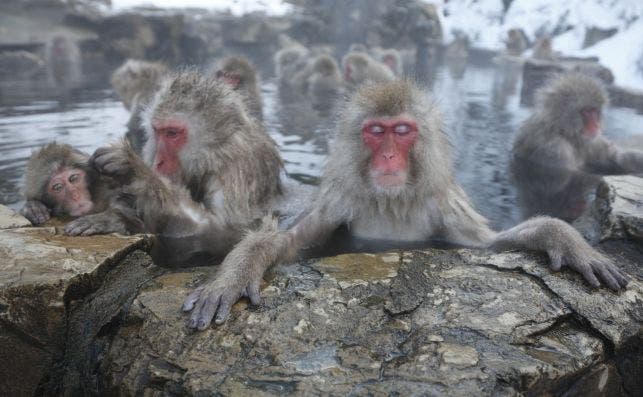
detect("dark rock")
[583,27,618,49]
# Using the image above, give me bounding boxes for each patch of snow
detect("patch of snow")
[111,0,292,16]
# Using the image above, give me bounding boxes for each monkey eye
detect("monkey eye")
[394,124,412,135]
[68,173,79,183]
[52,183,63,192]
[165,128,180,138]
[367,124,385,135]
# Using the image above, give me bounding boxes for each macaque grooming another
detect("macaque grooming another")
[111,59,169,153]
[20,143,142,235]
[214,56,263,121]
[514,72,643,174]
[91,72,283,258]
[183,80,627,330]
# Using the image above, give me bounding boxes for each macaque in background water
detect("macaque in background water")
[505,29,527,56]
[513,72,643,175]
[20,143,143,236]
[45,34,81,88]
[342,52,394,90]
[214,56,263,121]
[532,37,554,61]
[274,45,310,95]
[111,59,169,154]
[183,80,628,330]
[91,71,283,261]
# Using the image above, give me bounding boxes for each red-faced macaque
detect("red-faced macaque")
[183,80,628,330]
[91,71,283,260]
[111,59,169,154]
[214,56,263,121]
[505,29,527,56]
[513,72,643,174]
[342,52,394,90]
[20,143,143,236]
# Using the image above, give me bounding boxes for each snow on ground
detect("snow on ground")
[433,0,643,89]
[111,0,292,16]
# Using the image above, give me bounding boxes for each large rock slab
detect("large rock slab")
[77,249,640,396]
[574,176,643,244]
[0,227,151,397]
[0,204,30,229]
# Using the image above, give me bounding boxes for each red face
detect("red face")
[362,116,418,187]
[580,106,601,138]
[48,167,94,217]
[152,119,188,177]
[344,64,352,81]
[383,55,397,72]
[215,70,240,89]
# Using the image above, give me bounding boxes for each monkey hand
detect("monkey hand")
[182,265,262,331]
[90,145,136,181]
[64,211,128,236]
[20,200,51,225]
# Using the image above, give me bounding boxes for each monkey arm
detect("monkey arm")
[63,207,144,236]
[585,137,643,174]
[183,208,342,330]
[614,149,643,174]
[20,200,51,225]
[489,216,628,291]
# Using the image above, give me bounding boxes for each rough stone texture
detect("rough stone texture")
[73,249,640,396]
[574,176,643,244]
[0,227,151,397]
[0,204,30,229]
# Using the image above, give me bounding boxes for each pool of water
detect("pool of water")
[1,63,642,230]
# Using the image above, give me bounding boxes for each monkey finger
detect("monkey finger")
[607,265,628,288]
[594,264,622,291]
[182,288,204,312]
[187,296,210,329]
[246,280,261,306]
[196,295,220,330]
[576,264,601,288]
[214,294,236,325]
[547,250,563,271]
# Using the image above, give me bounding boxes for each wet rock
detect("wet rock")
[0,204,30,229]
[0,227,150,397]
[583,27,618,49]
[74,249,640,395]
[574,176,643,244]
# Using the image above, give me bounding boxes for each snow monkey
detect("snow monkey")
[20,143,143,236]
[111,59,169,153]
[342,52,395,90]
[91,71,283,258]
[214,56,263,121]
[513,72,643,174]
[183,80,628,330]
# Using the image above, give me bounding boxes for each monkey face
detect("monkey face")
[152,119,188,179]
[215,70,241,89]
[46,167,93,217]
[580,106,601,138]
[362,117,418,188]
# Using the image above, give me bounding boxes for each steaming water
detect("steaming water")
[1,63,642,230]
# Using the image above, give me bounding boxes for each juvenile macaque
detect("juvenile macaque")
[92,71,283,258]
[532,37,554,61]
[342,52,394,90]
[514,72,643,174]
[111,59,169,153]
[375,48,403,76]
[184,80,627,330]
[214,56,263,120]
[20,143,142,235]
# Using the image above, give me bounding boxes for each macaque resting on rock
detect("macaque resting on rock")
[20,143,143,235]
[183,80,628,330]
[514,72,643,175]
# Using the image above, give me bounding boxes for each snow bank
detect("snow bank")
[111,0,292,16]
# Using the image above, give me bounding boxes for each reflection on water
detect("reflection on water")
[1,63,642,230]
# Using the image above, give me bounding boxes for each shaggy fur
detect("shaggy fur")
[342,52,395,90]
[215,56,263,120]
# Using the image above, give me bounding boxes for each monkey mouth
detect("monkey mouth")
[69,201,94,217]
[372,171,407,188]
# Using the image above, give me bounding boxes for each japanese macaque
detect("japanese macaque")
[348,43,368,53]
[92,71,283,259]
[301,54,342,110]
[111,59,169,153]
[45,35,81,88]
[274,46,310,86]
[183,80,628,330]
[214,56,263,121]
[375,48,403,76]
[513,73,643,174]
[445,35,469,60]
[342,52,394,90]
[505,29,527,56]
[20,143,142,235]
[532,37,554,61]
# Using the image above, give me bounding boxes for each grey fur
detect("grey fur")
[274,45,310,88]
[214,56,263,121]
[514,72,643,174]
[184,79,627,330]
[342,52,395,90]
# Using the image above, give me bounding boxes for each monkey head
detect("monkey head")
[215,56,255,91]
[111,59,168,110]
[331,80,451,198]
[343,53,368,84]
[313,55,338,77]
[536,72,608,141]
[24,143,95,217]
[142,72,247,183]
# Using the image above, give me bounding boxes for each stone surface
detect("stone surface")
[0,227,151,397]
[67,249,640,396]
[0,204,30,229]
[574,176,643,244]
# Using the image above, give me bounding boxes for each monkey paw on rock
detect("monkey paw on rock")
[183,273,261,330]
[21,200,51,225]
[546,245,628,291]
